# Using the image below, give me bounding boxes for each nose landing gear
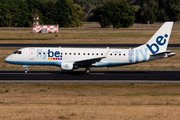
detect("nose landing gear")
[23,65,28,73]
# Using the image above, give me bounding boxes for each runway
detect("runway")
[0,44,180,48]
[0,70,180,83]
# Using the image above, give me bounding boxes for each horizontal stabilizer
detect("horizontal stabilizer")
[151,50,176,57]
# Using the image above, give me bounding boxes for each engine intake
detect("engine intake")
[61,62,74,71]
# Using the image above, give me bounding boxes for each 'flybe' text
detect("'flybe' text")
[36,49,62,60]
[146,34,168,54]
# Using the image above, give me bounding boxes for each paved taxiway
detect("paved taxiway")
[0,44,180,48]
[0,70,179,83]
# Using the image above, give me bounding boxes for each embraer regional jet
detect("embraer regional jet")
[4,22,176,74]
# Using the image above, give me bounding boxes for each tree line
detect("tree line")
[0,0,180,28]
[133,0,180,23]
[77,0,180,24]
[0,0,82,27]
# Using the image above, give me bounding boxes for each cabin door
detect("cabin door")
[29,48,35,60]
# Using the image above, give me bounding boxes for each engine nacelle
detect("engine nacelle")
[61,62,74,71]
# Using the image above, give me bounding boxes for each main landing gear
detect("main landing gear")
[85,68,90,74]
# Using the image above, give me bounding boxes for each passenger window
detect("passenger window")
[39,52,41,54]
[88,53,90,55]
[92,53,94,55]
[96,53,98,55]
[119,54,121,56]
[65,53,67,55]
[124,54,125,56]
[78,53,80,55]
[69,53,71,55]
[101,53,103,56]
[74,53,76,55]
[110,53,112,56]
[115,54,117,56]
[83,53,85,55]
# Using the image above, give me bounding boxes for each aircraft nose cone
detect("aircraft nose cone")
[4,56,11,63]
[4,58,8,63]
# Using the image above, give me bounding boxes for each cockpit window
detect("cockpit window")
[13,51,18,54]
[13,51,22,54]
[17,51,22,54]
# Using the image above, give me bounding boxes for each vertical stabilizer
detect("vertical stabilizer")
[135,22,173,55]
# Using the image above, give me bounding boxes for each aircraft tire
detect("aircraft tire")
[85,68,90,74]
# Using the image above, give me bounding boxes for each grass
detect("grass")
[40,89,47,92]
[0,22,180,44]
[58,115,69,119]
[4,90,9,93]
[0,83,180,119]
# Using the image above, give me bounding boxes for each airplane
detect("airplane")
[4,22,176,74]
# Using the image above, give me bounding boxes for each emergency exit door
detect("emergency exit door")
[29,48,35,60]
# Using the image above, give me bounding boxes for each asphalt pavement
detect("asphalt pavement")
[0,70,179,83]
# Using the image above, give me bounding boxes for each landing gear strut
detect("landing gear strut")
[85,68,90,74]
[25,67,28,73]
[23,65,28,73]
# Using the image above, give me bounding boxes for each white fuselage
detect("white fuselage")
[4,47,151,68]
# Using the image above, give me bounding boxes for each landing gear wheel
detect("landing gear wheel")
[25,67,28,73]
[85,68,90,74]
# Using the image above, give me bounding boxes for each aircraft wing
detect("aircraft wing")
[74,49,110,67]
[74,57,106,65]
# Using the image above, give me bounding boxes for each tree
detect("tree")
[99,0,135,28]
[0,0,83,27]
[141,8,156,24]
[156,8,167,22]
[55,0,82,27]
[88,5,103,22]
[169,3,180,21]
[17,11,32,27]
[134,0,180,23]
[140,0,158,24]
[0,3,11,27]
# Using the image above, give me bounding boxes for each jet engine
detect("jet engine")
[61,62,74,71]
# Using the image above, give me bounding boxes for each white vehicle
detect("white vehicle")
[4,22,176,74]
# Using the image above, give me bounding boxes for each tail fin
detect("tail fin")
[135,22,173,55]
